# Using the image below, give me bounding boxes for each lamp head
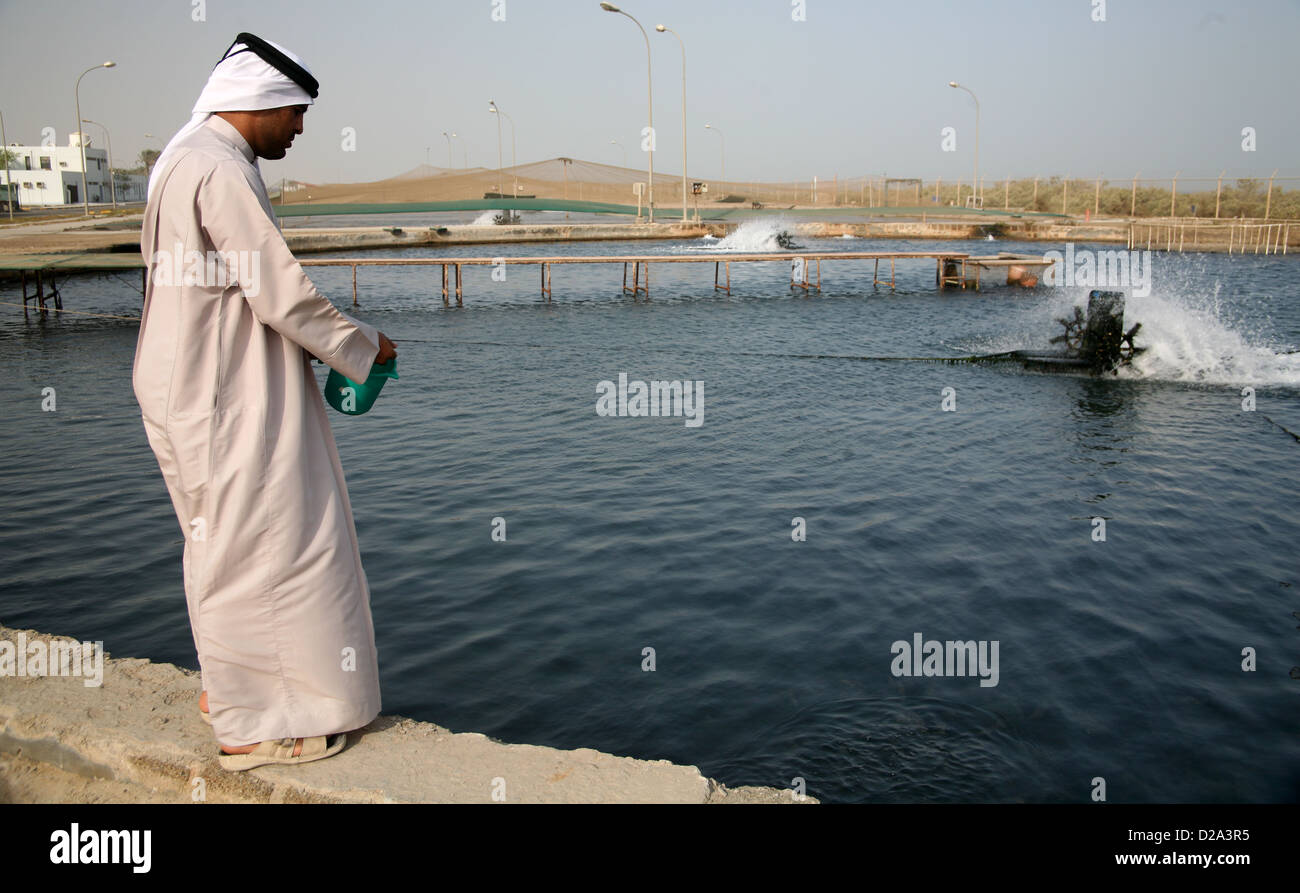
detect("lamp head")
[600,2,620,11]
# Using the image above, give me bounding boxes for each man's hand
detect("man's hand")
[375,332,398,366]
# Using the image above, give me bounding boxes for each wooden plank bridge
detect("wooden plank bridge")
[0,250,1055,312]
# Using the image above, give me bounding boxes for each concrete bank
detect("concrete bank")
[0,627,809,804]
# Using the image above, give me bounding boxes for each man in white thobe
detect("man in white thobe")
[133,34,394,769]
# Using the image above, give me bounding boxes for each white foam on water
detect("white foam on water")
[471,210,502,226]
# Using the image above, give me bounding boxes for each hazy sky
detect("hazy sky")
[3,0,1296,189]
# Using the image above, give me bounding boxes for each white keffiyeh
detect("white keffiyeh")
[148,36,315,199]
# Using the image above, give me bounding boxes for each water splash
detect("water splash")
[1121,288,1300,386]
[471,210,502,226]
[958,268,1300,387]
[702,217,799,252]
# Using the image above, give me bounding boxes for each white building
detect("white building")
[1,132,142,207]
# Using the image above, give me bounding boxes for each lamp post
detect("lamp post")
[81,118,116,208]
[488,101,517,198]
[488,102,503,194]
[948,81,979,209]
[600,3,654,223]
[75,61,115,215]
[704,123,725,190]
[442,131,457,169]
[656,23,689,221]
[610,139,626,168]
[0,108,12,220]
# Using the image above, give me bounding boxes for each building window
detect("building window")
[39,156,51,170]
[59,161,68,168]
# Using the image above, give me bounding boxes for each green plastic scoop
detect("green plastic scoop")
[324,358,399,415]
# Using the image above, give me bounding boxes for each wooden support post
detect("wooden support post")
[455,263,462,306]
[713,261,731,294]
[36,270,44,310]
[815,257,822,292]
[21,270,27,309]
[442,264,449,306]
[541,262,552,301]
[352,264,358,305]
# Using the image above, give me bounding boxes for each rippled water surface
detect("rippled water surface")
[2,226,1297,802]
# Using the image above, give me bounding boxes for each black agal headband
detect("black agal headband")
[215,32,319,100]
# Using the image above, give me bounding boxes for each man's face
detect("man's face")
[252,105,306,160]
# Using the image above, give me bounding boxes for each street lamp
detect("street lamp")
[442,131,457,169]
[600,2,654,223]
[0,108,13,220]
[81,118,116,208]
[488,101,518,198]
[610,138,626,169]
[705,123,725,189]
[948,81,979,209]
[656,23,689,222]
[75,61,115,216]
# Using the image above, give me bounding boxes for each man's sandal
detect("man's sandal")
[217,734,347,771]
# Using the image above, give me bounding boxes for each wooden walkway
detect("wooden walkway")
[0,250,1054,311]
[298,251,1053,305]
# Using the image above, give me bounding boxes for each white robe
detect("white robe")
[133,115,382,745]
